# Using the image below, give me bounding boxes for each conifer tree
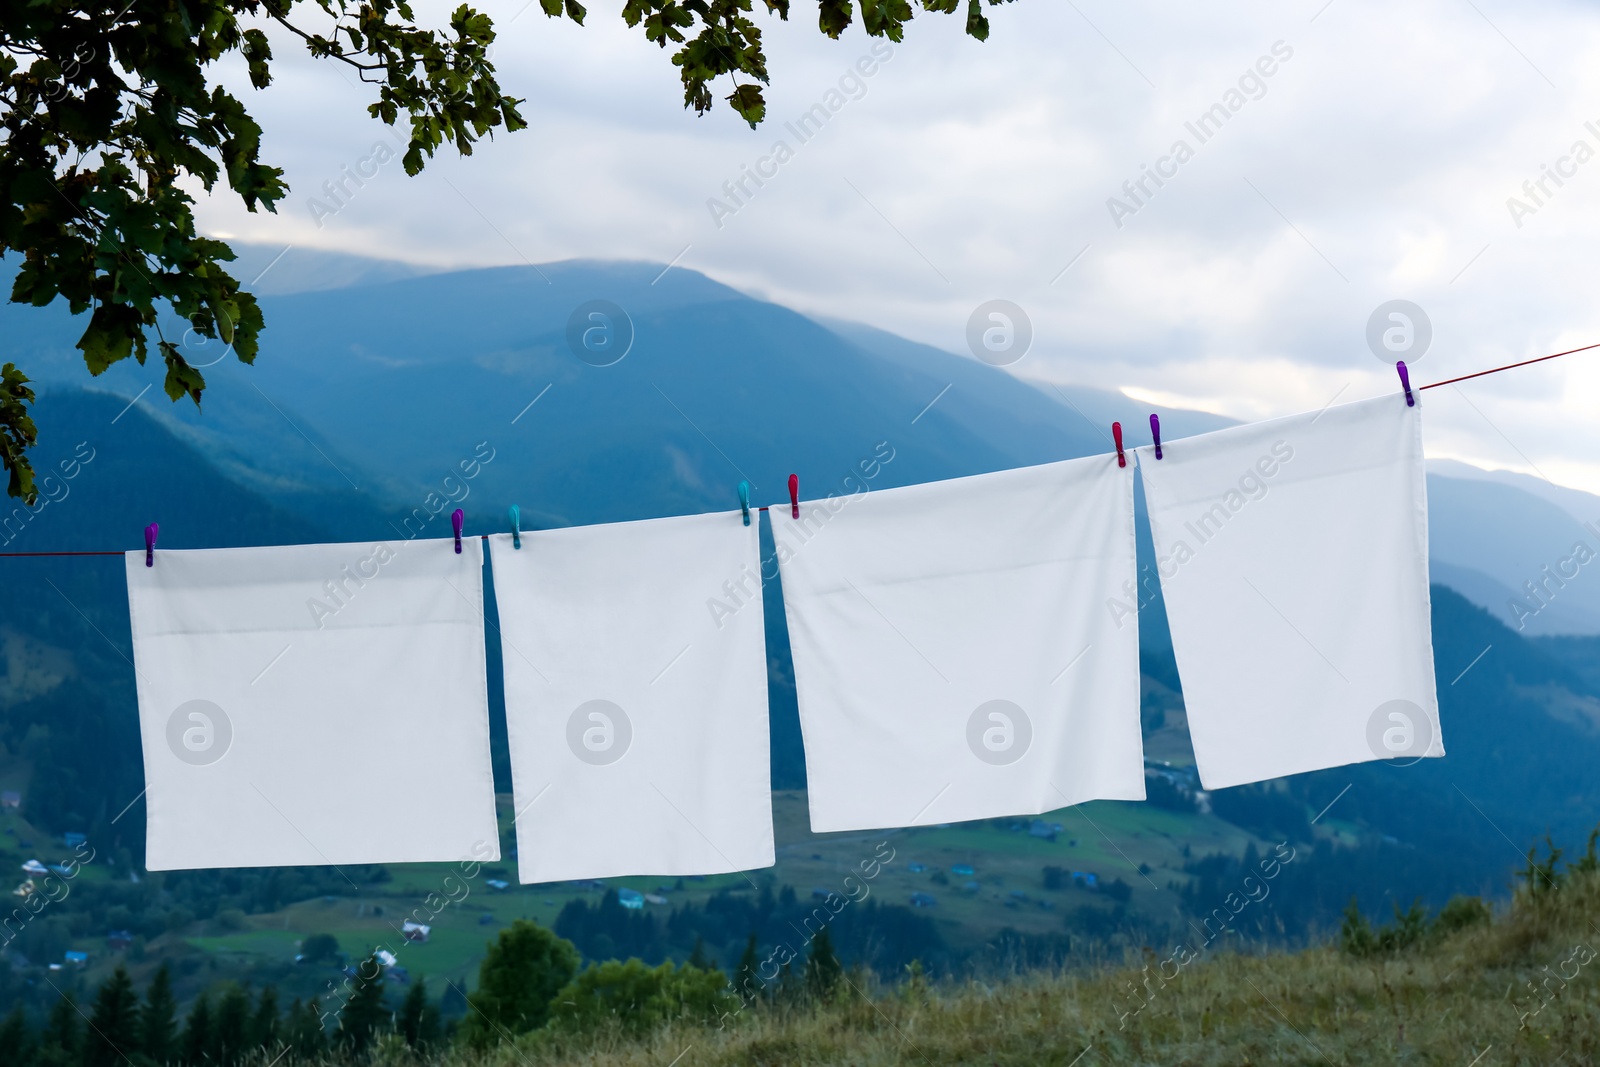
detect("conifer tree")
[85,965,140,1067]
[736,933,765,1003]
[250,985,280,1052]
[38,994,81,1067]
[284,998,326,1060]
[339,954,388,1054]
[212,985,251,1066]
[139,964,179,1065]
[179,993,212,1067]
[397,977,441,1051]
[0,1006,33,1067]
[688,936,713,970]
[804,927,844,1003]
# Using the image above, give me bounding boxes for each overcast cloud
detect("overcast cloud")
[192,0,1600,496]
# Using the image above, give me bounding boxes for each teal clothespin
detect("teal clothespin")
[738,481,751,526]
[509,504,521,549]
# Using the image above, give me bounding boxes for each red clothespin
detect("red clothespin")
[1397,361,1415,407]
[451,509,464,554]
[144,522,159,568]
[788,474,799,519]
[1150,414,1163,460]
[1112,422,1125,468]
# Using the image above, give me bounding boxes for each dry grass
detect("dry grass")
[341,872,1600,1066]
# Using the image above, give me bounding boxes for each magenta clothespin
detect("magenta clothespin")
[788,474,799,519]
[451,509,464,554]
[1112,422,1125,468]
[1397,360,1414,407]
[144,522,159,568]
[1150,414,1163,460]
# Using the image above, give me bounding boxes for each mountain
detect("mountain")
[5,251,1600,1007]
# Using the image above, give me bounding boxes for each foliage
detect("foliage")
[300,932,341,964]
[6,834,1600,1064]
[803,926,842,1002]
[459,920,580,1046]
[548,958,732,1036]
[285,997,327,1060]
[138,964,179,1064]
[398,976,442,1052]
[0,1007,33,1067]
[339,954,388,1054]
[84,964,139,1067]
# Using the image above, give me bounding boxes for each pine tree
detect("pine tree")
[212,985,250,1067]
[804,927,843,1003]
[85,965,141,1067]
[38,994,81,1067]
[736,933,764,1003]
[339,954,388,1054]
[687,936,713,970]
[284,998,326,1060]
[0,1006,33,1067]
[139,964,179,1065]
[180,993,212,1067]
[250,986,280,1052]
[397,977,440,1051]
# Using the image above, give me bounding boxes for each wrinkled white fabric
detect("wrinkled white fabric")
[489,512,773,883]
[127,538,498,871]
[1136,394,1442,789]
[771,455,1145,833]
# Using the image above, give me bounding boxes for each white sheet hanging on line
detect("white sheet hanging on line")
[127,538,499,871]
[770,455,1145,833]
[1136,394,1442,789]
[488,511,773,883]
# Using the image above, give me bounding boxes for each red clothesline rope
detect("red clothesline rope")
[1417,340,1600,391]
[3,341,1595,559]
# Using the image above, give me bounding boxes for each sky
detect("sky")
[194,0,1600,498]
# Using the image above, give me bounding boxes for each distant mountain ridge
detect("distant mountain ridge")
[3,254,1600,942]
[8,246,1597,635]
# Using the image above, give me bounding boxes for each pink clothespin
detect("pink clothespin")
[788,474,799,519]
[1112,423,1125,468]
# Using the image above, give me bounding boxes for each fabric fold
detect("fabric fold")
[770,454,1145,833]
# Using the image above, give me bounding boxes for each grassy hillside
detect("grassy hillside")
[333,857,1600,1064]
[11,833,1596,1066]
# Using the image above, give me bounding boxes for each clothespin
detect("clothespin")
[451,509,464,554]
[1112,422,1126,468]
[738,481,751,527]
[1397,360,1415,407]
[144,522,159,568]
[1150,414,1163,460]
[509,505,521,549]
[788,474,799,519]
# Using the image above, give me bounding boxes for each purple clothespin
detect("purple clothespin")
[144,522,159,567]
[451,509,464,554]
[1112,422,1125,468]
[1150,414,1163,460]
[1397,360,1415,407]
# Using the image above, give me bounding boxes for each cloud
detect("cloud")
[191,0,1600,492]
